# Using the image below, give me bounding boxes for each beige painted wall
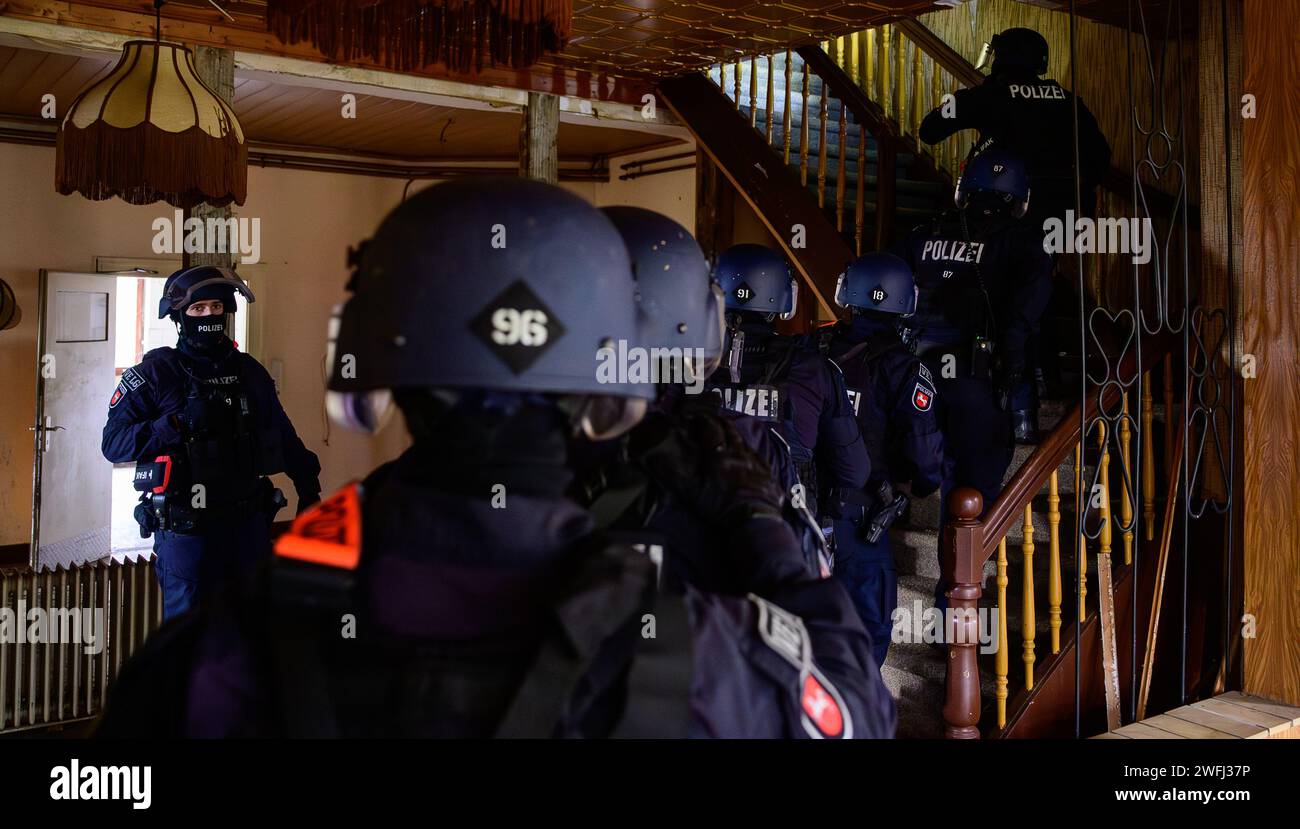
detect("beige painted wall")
[0,140,695,546]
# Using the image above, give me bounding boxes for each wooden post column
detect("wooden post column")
[185,45,236,270]
[519,91,559,184]
[943,487,984,739]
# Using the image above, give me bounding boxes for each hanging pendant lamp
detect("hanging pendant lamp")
[264,0,572,73]
[55,29,247,208]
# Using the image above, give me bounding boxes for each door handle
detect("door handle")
[29,417,65,452]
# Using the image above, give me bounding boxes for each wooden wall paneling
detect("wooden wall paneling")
[1241,0,1300,706]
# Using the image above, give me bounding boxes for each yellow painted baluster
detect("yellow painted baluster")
[892,26,904,125]
[1121,394,1133,565]
[836,101,847,231]
[1022,504,1036,689]
[783,49,792,165]
[817,82,829,208]
[749,55,758,129]
[864,28,876,101]
[996,537,1009,729]
[855,123,866,255]
[1142,371,1155,541]
[1049,470,1062,654]
[1077,439,1087,622]
[765,54,775,145]
[800,68,810,186]
[876,26,888,110]
[733,59,742,108]
[911,42,923,149]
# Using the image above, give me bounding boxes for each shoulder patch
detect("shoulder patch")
[108,382,126,409]
[748,594,854,739]
[275,483,363,570]
[912,383,935,412]
[917,363,934,386]
[121,367,146,390]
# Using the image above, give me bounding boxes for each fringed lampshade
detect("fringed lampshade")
[56,40,247,208]
[265,0,572,73]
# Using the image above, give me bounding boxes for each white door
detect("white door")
[31,271,116,570]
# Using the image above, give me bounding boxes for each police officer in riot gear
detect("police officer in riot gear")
[101,266,321,620]
[919,26,1111,399]
[99,179,894,739]
[706,244,870,535]
[809,253,948,666]
[919,26,1111,230]
[892,150,1052,608]
[574,206,828,591]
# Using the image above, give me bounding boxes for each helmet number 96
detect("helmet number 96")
[491,307,549,347]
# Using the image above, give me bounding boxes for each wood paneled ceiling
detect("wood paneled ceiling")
[0,45,685,162]
[3,0,948,80]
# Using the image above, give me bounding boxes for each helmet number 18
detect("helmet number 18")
[491,307,549,347]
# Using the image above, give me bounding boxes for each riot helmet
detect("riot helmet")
[834,253,918,317]
[955,149,1031,218]
[976,27,1050,76]
[158,265,254,352]
[326,177,652,440]
[714,244,798,321]
[601,206,724,387]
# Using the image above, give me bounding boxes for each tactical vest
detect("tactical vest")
[177,360,286,499]
[706,334,817,510]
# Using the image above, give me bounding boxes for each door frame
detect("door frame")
[28,260,268,567]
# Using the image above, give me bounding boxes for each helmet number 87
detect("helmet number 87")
[491,307,549,347]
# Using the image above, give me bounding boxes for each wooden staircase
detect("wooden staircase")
[658,47,950,314]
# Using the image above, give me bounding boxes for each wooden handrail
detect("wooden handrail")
[972,330,1179,569]
[941,329,1179,739]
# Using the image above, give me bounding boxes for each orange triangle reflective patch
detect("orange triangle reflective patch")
[274,483,362,570]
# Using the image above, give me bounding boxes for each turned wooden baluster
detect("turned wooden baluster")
[800,69,810,186]
[765,54,775,144]
[836,101,847,232]
[817,81,829,208]
[1076,439,1088,622]
[911,43,923,149]
[783,50,792,164]
[1142,371,1155,540]
[1120,393,1133,565]
[996,536,1009,728]
[1048,470,1062,653]
[892,26,904,125]
[875,26,887,108]
[733,59,742,108]
[943,488,984,739]
[855,123,866,255]
[749,55,758,129]
[865,28,876,100]
[1022,504,1036,689]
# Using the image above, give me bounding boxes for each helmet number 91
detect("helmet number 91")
[491,307,549,347]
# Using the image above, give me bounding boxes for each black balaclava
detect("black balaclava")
[176,284,236,357]
[394,389,573,499]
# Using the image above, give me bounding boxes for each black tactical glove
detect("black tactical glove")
[296,492,320,516]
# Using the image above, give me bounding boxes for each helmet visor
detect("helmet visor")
[159,268,255,318]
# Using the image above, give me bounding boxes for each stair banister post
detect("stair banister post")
[943,487,984,739]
